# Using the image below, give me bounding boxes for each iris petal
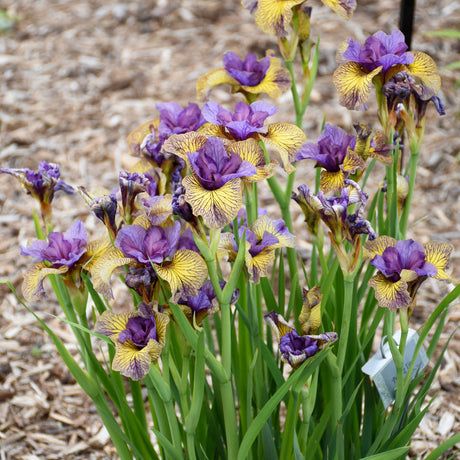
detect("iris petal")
[241,56,292,97]
[333,62,382,110]
[406,51,441,100]
[163,132,208,164]
[95,310,136,340]
[368,272,412,311]
[154,249,207,302]
[262,122,306,173]
[424,241,452,281]
[253,0,304,36]
[22,262,69,302]
[112,339,160,381]
[364,235,397,259]
[183,174,243,228]
[196,68,240,102]
[321,0,356,20]
[126,119,158,156]
[246,247,276,283]
[250,215,295,249]
[320,170,345,193]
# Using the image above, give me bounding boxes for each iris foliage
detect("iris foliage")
[2,2,459,459]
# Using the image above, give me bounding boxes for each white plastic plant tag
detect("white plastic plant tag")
[361,328,429,408]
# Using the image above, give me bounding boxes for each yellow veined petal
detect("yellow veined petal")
[183,174,243,229]
[89,249,134,299]
[261,122,306,174]
[424,241,453,281]
[143,194,173,226]
[94,310,137,341]
[113,339,161,381]
[249,214,295,249]
[400,269,419,283]
[126,119,158,156]
[246,247,276,283]
[333,62,382,110]
[197,122,231,140]
[368,131,393,166]
[196,68,241,102]
[217,232,238,262]
[227,139,276,182]
[162,132,208,164]
[22,262,69,302]
[343,147,365,173]
[242,55,292,97]
[154,249,207,302]
[319,170,345,193]
[406,51,441,100]
[368,272,412,311]
[153,310,170,346]
[321,0,355,19]
[363,235,397,259]
[299,286,322,335]
[253,0,304,36]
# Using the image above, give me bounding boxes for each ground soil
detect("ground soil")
[0,0,459,458]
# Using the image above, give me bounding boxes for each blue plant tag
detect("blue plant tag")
[361,328,429,408]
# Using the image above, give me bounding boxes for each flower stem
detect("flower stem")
[337,274,355,374]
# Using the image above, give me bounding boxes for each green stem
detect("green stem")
[220,302,238,459]
[399,150,419,239]
[285,60,303,127]
[336,274,355,374]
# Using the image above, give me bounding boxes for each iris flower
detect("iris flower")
[264,292,337,369]
[242,0,356,37]
[196,51,291,102]
[219,214,295,283]
[88,220,207,302]
[126,102,206,166]
[21,221,87,301]
[201,101,306,174]
[164,134,260,228]
[95,302,169,381]
[296,124,392,192]
[364,236,452,311]
[333,29,441,111]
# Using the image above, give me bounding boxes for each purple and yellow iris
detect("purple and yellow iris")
[164,134,262,228]
[88,220,207,302]
[21,221,87,301]
[242,0,355,36]
[196,51,291,102]
[364,236,452,311]
[333,29,441,111]
[200,101,305,174]
[126,102,206,166]
[95,302,169,381]
[219,214,295,283]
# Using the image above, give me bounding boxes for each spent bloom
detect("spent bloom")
[95,302,169,381]
[364,236,452,311]
[243,0,356,36]
[333,29,441,111]
[264,288,337,369]
[196,51,291,102]
[21,221,87,301]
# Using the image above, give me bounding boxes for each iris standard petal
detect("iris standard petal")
[333,62,382,110]
[154,249,207,302]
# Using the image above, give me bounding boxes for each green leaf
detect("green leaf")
[360,446,410,459]
[424,432,460,460]
[425,28,460,39]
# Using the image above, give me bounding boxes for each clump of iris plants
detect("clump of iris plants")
[2,2,459,460]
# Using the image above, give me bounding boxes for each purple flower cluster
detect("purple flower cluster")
[223,52,270,86]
